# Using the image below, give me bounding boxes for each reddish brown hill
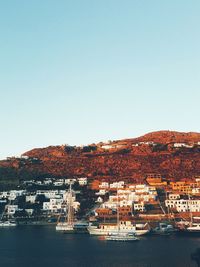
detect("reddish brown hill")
[1,130,200,182]
[132,130,200,144]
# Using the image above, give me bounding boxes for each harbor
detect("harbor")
[0,225,199,267]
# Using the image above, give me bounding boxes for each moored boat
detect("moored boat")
[56,182,75,233]
[152,222,175,235]
[56,222,74,232]
[176,220,200,235]
[0,220,17,227]
[105,232,139,242]
[88,220,150,236]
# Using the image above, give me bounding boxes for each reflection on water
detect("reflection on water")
[191,248,200,267]
[0,226,198,267]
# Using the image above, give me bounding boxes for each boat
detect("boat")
[73,221,89,233]
[152,222,175,235]
[56,222,74,232]
[176,220,200,235]
[187,223,200,233]
[88,221,149,236]
[0,220,17,227]
[105,232,139,242]
[56,182,75,233]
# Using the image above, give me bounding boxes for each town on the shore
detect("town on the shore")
[1,170,200,237]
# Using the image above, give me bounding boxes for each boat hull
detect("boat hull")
[105,236,139,242]
[88,227,149,236]
[0,221,17,227]
[176,229,200,236]
[56,222,74,232]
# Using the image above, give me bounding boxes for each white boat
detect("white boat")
[105,232,139,242]
[176,221,200,234]
[56,222,74,232]
[88,221,149,236]
[0,220,17,227]
[187,223,200,233]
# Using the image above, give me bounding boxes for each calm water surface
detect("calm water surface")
[0,226,199,267]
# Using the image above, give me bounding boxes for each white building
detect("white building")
[96,197,103,203]
[101,145,113,150]
[78,177,87,186]
[8,190,25,201]
[134,202,145,212]
[6,205,19,215]
[110,181,124,189]
[95,189,107,196]
[0,191,9,198]
[36,190,60,199]
[165,199,200,212]
[26,195,37,203]
[173,143,193,148]
[43,198,80,213]
[99,182,109,189]
[64,179,77,185]
[53,180,64,186]
[25,209,34,216]
[168,194,180,200]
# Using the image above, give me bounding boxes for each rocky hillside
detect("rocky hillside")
[1,130,200,182]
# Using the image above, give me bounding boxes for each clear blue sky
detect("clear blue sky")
[0,0,200,159]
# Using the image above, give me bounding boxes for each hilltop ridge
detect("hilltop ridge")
[1,130,200,183]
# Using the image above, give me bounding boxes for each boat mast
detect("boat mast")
[117,186,120,233]
[67,182,74,227]
[166,191,170,220]
[188,193,193,225]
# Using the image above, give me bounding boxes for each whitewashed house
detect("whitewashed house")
[6,205,19,215]
[26,195,37,203]
[78,177,87,186]
[96,196,103,203]
[133,202,145,212]
[165,199,200,212]
[99,182,109,189]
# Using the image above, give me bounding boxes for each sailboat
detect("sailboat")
[56,182,75,233]
[104,189,139,242]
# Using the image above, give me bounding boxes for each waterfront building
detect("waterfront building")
[165,199,200,212]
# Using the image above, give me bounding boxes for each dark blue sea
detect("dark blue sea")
[0,226,199,267]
